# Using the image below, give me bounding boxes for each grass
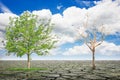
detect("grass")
[0,74,8,76]
[7,67,47,71]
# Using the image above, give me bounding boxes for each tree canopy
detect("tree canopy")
[5,11,57,68]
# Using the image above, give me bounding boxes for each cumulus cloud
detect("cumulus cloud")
[51,6,87,46]
[32,9,52,20]
[63,44,90,55]
[87,0,120,34]
[49,48,62,55]
[96,41,120,56]
[0,13,17,29]
[51,0,120,46]
[0,13,17,49]
[63,41,120,56]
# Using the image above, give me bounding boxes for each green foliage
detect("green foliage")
[5,11,57,57]
[8,67,47,71]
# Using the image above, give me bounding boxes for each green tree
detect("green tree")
[5,11,57,69]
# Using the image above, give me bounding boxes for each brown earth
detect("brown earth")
[0,60,120,80]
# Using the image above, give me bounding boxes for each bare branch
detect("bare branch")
[95,41,102,47]
[85,41,92,51]
[83,13,89,28]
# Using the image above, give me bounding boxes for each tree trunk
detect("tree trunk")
[27,54,30,69]
[92,49,96,70]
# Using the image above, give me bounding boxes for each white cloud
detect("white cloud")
[97,41,120,56]
[0,2,12,13]
[115,0,120,5]
[51,6,87,46]
[63,41,120,56]
[32,9,52,20]
[0,13,17,29]
[49,48,62,55]
[57,5,63,10]
[51,0,120,46]
[0,13,17,49]
[87,0,120,34]
[0,32,5,49]
[63,44,90,55]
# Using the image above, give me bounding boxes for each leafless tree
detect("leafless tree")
[77,14,105,70]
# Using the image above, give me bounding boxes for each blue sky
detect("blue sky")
[0,0,96,14]
[0,0,120,60]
